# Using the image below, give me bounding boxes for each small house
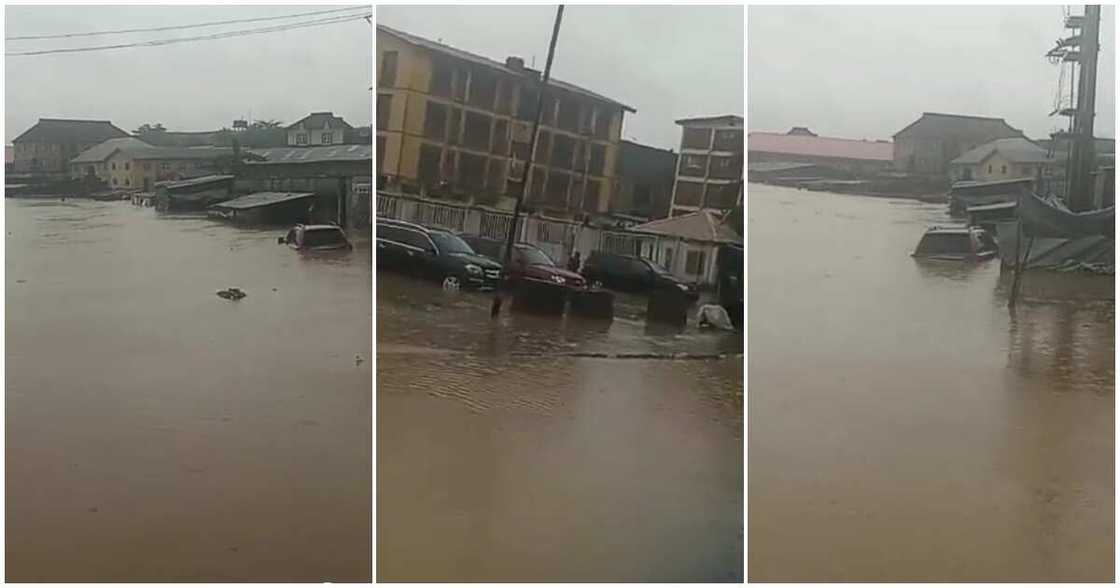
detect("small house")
[286,112,353,147]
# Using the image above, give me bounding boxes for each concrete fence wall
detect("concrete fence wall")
[375,192,726,286]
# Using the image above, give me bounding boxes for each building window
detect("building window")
[448,108,463,145]
[705,183,739,209]
[379,50,398,87]
[377,136,387,173]
[680,154,708,177]
[161,162,170,170]
[458,152,487,189]
[593,108,611,139]
[713,129,743,151]
[551,134,575,170]
[125,178,130,187]
[424,101,449,140]
[111,162,116,170]
[589,143,605,176]
[487,158,506,194]
[430,57,453,97]
[468,68,498,110]
[297,133,308,145]
[546,171,571,207]
[124,162,130,170]
[492,119,509,156]
[418,143,443,185]
[1000,164,1007,174]
[987,164,992,174]
[557,99,580,132]
[321,133,333,145]
[674,181,704,206]
[377,93,392,131]
[708,155,742,179]
[112,177,117,186]
[582,179,601,212]
[463,111,492,152]
[685,250,706,275]
[682,127,712,150]
[517,85,540,121]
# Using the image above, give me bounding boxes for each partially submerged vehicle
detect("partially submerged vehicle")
[912,226,998,261]
[280,224,352,251]
[458,234,587,290]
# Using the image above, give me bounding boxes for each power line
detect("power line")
[7,6,369,41]
[7,12,371,56]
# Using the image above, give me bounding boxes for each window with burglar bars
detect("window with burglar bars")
[479,211,513,240]
[601,232,641,256]
[536,220,574,244]
[411,201,466,231]
[377,194,399,219]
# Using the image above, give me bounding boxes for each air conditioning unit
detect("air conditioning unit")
[508,160,526,180]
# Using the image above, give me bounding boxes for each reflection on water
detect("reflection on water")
[377,274,743,582]
[748,184,1113,582]
[6,200,372,582]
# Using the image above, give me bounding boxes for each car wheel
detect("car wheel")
[442,275,462,291]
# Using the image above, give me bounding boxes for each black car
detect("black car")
[376,219,503,290]
[581,251,699,300]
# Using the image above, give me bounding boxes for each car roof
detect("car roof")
[301,224,344,231]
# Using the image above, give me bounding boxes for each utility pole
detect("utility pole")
[491,5,565,318]
[1060,5,1100,211]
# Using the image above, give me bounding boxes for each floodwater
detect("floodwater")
[6,199,371,582]
[748,184,1114,582]
[376,274,743,581]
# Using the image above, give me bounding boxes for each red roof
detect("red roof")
[748,131,893,162]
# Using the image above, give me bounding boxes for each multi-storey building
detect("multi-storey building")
[11,118,129,176]
[668,115,743,217]
[376,24,634,217]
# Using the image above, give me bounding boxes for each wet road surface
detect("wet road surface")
[376,274,743,581]
[6,200,371,581]
[748,184,1113,582]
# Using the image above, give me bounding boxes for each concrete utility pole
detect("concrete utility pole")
[1067,5,1100,211]
[491,4,565,318]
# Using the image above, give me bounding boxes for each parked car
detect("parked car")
[912,226,998,261]
[458,234,587,290]
[280,224,352,251]
[581,251,699,300]
[376,219,502,290]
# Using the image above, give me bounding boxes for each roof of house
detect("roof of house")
[286,112,354,131]
[675,115,744,127]
[70,137,153,163]
[13,118,129,144]
[748,131,894,162]
[377,24,636,113]
[210,192,316,210]
[893,112,1024,139]
[950,137,1055,166]
[629,209,741,244]
[157,174,235,190]
[246,144,372,164]
[71,137,233,163]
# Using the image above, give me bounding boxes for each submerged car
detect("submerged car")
[376,219,502,290]
[912,226,998,261]
[280,224,352,251]
[581,251,699,301]
[458,234,587,290]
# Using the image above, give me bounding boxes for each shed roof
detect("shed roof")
[157,174,235,189]
[377,24,636,113]
[893,112,1024,139]
[72,138,232,163]
[13,118,129,144]
[210,192,315,210]
[675,115,744,127]
[287,112,354,131]
[748,131,893,162]
[246,144,372,164]
[629,210,741,244]
[950,137,1055,165]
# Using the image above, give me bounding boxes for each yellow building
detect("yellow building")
[71,137,233,191]
[948,137,1057,183]
[376,24,634,217]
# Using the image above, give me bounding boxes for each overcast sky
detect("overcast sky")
[377,4,744,151]
[749,5,1116,141]
[5,5,371,141]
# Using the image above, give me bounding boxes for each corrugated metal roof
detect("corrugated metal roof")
[950,137,1055,165]
[286,112,353,131]
[377,24,636,113]
[246,144,372,164]
[748,132,893,162]
[13,118,129,144]
[157,174,235,189]
[71,138,233,163]
[893,112,1023,139]
[629,210,741,244]
[210,192,315,210]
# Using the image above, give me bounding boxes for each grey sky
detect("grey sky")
[5,5,371,141]
[749,5,1116,141]
[377,4,744,151]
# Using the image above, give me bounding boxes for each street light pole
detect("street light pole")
[491,4,565,318]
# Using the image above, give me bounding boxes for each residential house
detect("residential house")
[948,137,1058,183]
[286,112,353,147]
[668,115,743,217]
[240,144,372,230]
[376,24,635,218]
[12,118,129,175]
[747,127,893,177]
[892,112,1024,175]
[613,140,677,220]
[628,209,741,287]
[70,137,234,190]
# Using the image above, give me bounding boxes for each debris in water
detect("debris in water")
[216,287,247,301]
[355,354,364,366]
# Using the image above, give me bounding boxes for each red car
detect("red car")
[459,235,587,290]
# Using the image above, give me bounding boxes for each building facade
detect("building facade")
[70,138,233,190]
[286,112,354,147]
[948,137,1057,183]
[892,112,1024,176]
[613,140,677,220]
[668,115,743,217]
[747,127,893,177]
[376,24,634,218]
[12,118,129,176]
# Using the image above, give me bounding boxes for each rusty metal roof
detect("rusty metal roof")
[210,191,315,210]
[246,144,372,165]
[748,131,894,162]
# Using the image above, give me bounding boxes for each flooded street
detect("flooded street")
[376,276,743,581]
[6,200,371,581]
[748,184,1114,581]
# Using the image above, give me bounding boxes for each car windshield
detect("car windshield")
[303,228,347,247]
[648,260,672,274]
[517,246,555,266]
[431,232,475,255]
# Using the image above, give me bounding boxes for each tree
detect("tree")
[250,119,284,129]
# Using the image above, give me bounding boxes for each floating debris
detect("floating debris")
[216,287,247,301]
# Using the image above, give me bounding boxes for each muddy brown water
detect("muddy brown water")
[376,273,743,581]
[6,200,371,582]
[748,184,1114,582]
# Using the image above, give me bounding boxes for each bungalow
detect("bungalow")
[948,137,1057,184]
[627,209,741,287]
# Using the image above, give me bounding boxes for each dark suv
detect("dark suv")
[458,235,587,290]
[376,219,502,290]
[581,251,698,300]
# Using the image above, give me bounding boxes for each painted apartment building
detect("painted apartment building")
[668,115,744,217]
[70,137,233,190]
[286,112,354,147]
[11,118,129,175]
[376,24,634,217]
